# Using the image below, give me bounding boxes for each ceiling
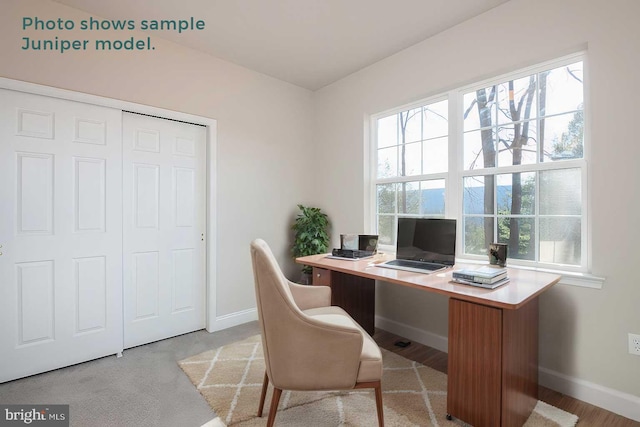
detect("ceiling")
[53,0,509,90]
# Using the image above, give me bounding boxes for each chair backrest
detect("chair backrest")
[250,239,308,384]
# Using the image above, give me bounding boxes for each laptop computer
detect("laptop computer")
[379,218,456,274]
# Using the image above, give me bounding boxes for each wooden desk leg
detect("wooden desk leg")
[447,298,502,426]
[447,297,539,427]
[329,271,375,335]
[502,297,539,427]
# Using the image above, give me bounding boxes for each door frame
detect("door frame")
[0,77,219,333]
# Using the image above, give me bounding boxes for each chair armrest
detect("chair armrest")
[287,281,331,310]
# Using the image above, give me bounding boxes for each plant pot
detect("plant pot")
[299,272,313,285]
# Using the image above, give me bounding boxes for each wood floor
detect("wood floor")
[374,329,639,427]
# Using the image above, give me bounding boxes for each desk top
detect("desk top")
[296,253,561,310]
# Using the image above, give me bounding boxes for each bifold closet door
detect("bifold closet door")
[0,89,123,383]
[122,112,206,349]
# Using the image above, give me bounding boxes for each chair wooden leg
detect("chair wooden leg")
[355,381,384,427]
[258,371,269,417]
[266,387,282,427]
[374,382,384,427]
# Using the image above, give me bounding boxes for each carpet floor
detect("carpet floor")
[0,322,260,427]
[179,335,579,427]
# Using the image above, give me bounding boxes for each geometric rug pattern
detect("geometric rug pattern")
[179,335,578,427]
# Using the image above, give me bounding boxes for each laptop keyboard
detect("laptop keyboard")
[386,259,444,271]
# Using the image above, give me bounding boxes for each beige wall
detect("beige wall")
[0,0,315,317]
[314,0,640,400]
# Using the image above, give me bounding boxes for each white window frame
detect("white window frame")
[369,95,451,254]
[367,51,604,288]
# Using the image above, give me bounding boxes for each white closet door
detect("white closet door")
[122,112,206,348]
[0,89,123,383]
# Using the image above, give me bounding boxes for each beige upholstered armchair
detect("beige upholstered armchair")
[250,239,384,427]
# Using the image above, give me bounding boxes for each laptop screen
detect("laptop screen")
[396,218,456,266]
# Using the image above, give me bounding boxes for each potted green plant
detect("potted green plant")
[292,204,330,284]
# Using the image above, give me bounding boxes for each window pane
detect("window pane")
[497,75,537,125]
[540,111,584,162]
[395,180,446,215]
[540,217,581,265]
[497,122,537,167]
[497,172,535,216]
[423,100,448,139]
[421,180,445,215]
[377,184,396,214]
[463,176,494,215]
[423,137,448,174]
[497,217,535,260]
[377,114,398,148]
[464,216,493,255]
[378,215,396,246]
[463,86,496,132]
[397,182,419,214]
[540,61,583,117]
[400,108,422,144]
[377,146,397,178]
[540,169,581,215]
[399,141,421,176]
[464,129,496,170]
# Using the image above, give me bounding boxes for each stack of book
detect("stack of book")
[451,266,509,289]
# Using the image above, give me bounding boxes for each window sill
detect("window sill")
[554,271,604,289]
[454,258,605,289]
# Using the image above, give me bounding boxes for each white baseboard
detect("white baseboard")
[375,315,640,422]
[374,315,448,353]
[539,367,640,422]
[211,308,257,332]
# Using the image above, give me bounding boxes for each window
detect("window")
[374,99,449,246]
[372,54,587,272]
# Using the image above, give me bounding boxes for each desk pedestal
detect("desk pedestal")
[447,297,539,427]
[313,268,375,335]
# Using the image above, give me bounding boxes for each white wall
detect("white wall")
[314,0,640,407]
[0,0,315,319]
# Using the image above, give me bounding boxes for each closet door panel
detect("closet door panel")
[0,89,123,383]
[122,112,206,348]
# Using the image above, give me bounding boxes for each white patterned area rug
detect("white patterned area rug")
[179,335,578,427]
